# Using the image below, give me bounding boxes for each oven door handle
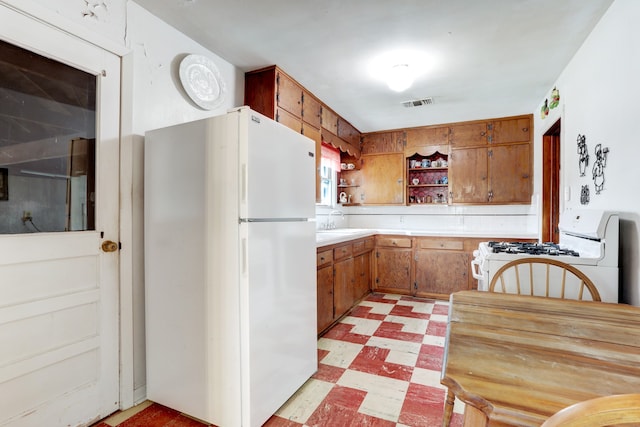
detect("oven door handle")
[471,258,484,280]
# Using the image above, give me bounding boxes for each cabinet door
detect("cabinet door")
[449,147,488,203]
[276,107,302,133]
[334,257,355,319]
[302,91,321,129]
[353,252,371,301]
[450,122,489,147]
[317,264,334,334]
[491,116,531,144]
[276,71,302,117]
[321,107,339,135]
[414,250,469,297]
[361,152,404,204]
[374,247,412,292]
[338,118,361,147]
[489,143,532,203]
[361,131,405,154]
[405,126,449,155]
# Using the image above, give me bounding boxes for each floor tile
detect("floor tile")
[365,335,421,367]
[337,369,409,422]
[317,338,364,369]
[272,378,334,424]
[95,292,464,427]
[339,315,383,336]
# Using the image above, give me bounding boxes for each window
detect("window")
[319,143,340,206]
[0,40,96,234]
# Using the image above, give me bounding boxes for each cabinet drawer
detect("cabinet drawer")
[352,237,374,255]
[376,236,412,248]
[418,239,464,251]
[364,237,374,251]
[317,249,333,267]
[334,244,353,261]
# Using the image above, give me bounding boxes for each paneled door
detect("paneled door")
[0,5,120,427]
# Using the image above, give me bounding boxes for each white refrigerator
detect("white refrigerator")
[144,107,318,427]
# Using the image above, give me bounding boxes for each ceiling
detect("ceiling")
[132,0,614,133]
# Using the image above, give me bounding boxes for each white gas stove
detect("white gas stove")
[472,209,619,302]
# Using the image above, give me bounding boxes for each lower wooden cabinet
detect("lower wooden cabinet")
[316,264,334,334]
[334,256,355,317]
[316,236,373,335]
[319,234,533,333]
[373,235,526,299]
[373,236,412,293]
[353,251,371,301]
[414,237,469,298]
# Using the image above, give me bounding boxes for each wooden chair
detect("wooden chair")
[541,394,640,427]
[488,257,601,302]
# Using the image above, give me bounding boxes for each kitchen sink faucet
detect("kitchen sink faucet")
[326,210,344,229]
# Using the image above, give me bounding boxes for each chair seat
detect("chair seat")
[541,393,640,427]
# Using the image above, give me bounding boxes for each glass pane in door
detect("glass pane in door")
[0,40,96,233]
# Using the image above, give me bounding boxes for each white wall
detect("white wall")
[123,2,243,403]
[533,0,640,305]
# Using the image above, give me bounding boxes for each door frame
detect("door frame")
[542,119,561,243]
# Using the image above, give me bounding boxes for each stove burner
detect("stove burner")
[488,241,580,257]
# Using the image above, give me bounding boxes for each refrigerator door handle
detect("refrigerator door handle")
[241,236,247,275]
[241,163,247,205]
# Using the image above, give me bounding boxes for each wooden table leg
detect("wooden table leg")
[442,388,455,427]
[463,404,489,427]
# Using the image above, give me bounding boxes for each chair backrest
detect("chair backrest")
[541,394,640,427]
[488,257,601,302]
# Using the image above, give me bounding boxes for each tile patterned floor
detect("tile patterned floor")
[96,293,465,427]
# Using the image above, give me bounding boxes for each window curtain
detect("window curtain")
[321,142,341,172]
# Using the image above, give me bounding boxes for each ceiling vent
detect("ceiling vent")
[402,97,433,108]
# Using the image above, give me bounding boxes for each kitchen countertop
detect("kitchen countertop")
[316,228,538,247]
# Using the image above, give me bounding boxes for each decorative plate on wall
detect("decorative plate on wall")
[179,54,226,110]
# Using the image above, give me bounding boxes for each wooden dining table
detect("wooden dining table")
[440,290,640,427]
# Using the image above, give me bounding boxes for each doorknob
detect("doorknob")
[101,240,119,252]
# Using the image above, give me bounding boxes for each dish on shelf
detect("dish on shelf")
[412,178,420,185]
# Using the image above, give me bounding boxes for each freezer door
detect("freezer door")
[240,220,317,427]
[239,109,316,220]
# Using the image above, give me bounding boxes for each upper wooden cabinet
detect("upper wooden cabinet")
[449,115,532,147]
[450,121,489,147]
[245,65,362,201]
[321,106,360,157]
[492,116,531,144]
[321,106,339,135]
[360,152,404,204]
[338,118,360,148]
[302,91,321,129]
[276,72,303,119]
[361,131,405,154]
[405,126,450,155]
[449,147,489,204]
[448,114,533,204]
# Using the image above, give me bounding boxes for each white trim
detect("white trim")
[118,51,135,410]
[0,0,129,56]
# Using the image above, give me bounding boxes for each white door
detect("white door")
[0,5,120,427]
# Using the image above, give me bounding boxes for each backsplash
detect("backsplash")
[316,203,538,238]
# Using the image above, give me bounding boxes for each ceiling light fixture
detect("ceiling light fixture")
[368,49,435,93]
[387,64,413,92]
